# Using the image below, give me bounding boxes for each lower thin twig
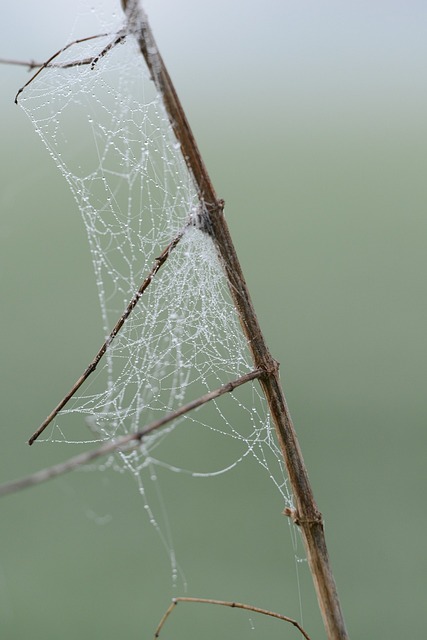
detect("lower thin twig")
[154,597,312,640]
[0,369,263,498]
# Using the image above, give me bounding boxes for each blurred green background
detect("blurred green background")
[1,1,426,639]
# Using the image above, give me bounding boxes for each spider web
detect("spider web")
[19,5,293,577]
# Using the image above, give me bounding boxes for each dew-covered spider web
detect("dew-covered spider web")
[19,3,296,581]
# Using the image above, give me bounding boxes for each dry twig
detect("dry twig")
[0,369,263,498]
[154,597,312,640]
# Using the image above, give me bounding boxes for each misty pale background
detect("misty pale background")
[1,1,426,639]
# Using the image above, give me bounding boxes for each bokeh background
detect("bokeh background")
[1,1,426,638]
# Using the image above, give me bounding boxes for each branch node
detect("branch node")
[257,358,280,380]
[283,507,323,528]
[191,199,223,234]
[283,507,299,523]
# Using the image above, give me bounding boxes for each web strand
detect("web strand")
[17,19,292,509]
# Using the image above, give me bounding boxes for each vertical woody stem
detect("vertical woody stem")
[122,2,349,638]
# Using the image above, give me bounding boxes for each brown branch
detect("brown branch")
[0,57,95,71]
[0,58,48,70]
[28,228,186,445]
[121,2,349,638]
[13,33,110,104]
[0,369,263,498]
[154,597,312,640]
[0,33,126,77]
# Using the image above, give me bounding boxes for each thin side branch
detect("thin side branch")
[28,228,186,445]
[14,33,109,104]
[0,369,263,498]
[154,597,312,640]
[0,57,95,71]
